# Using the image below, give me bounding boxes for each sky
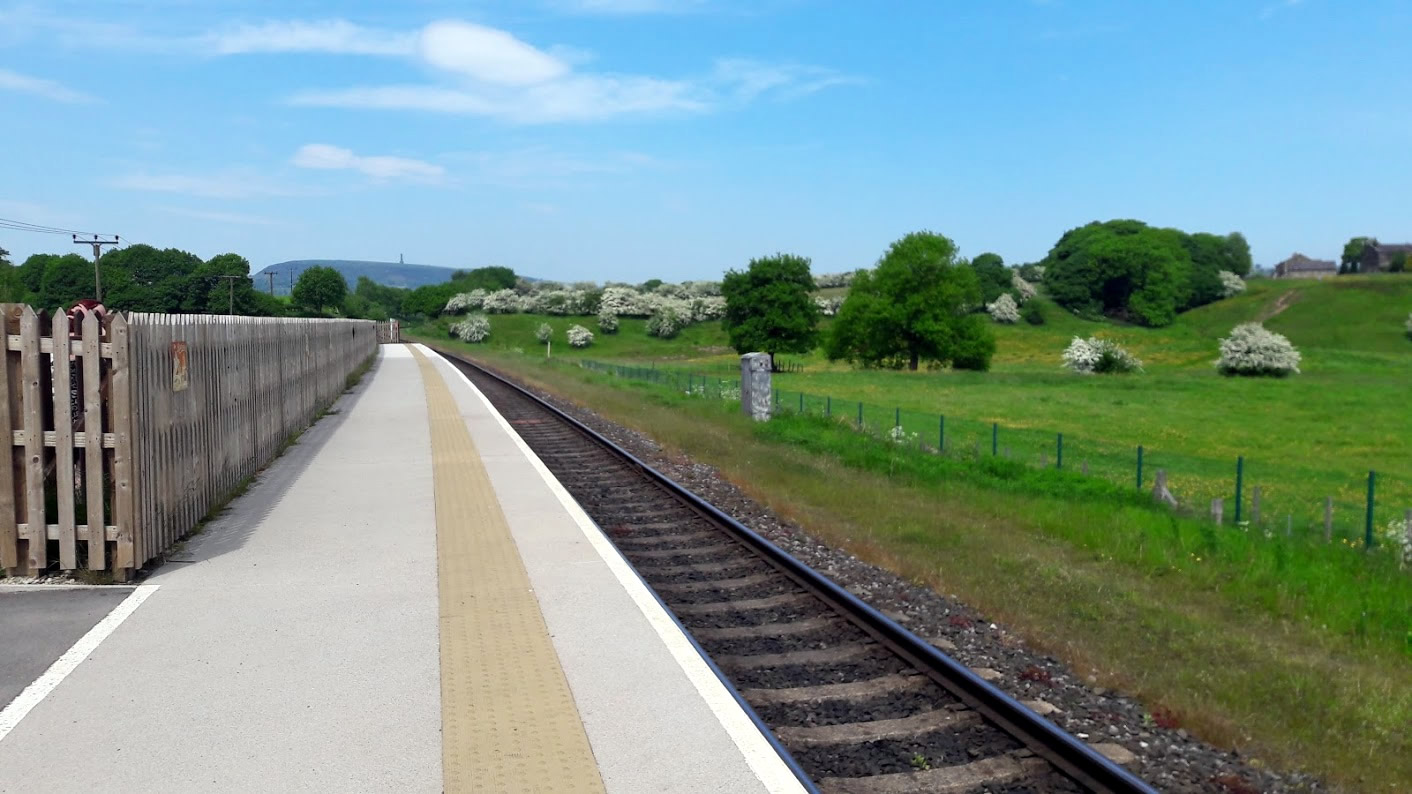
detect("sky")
[1,0,1410,283]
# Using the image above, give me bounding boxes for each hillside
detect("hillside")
[254,260,459,295]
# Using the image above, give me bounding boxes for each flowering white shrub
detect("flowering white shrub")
[687,296,726,322]
[1404,312,1411,341]
[646,306,683,338]
[1218,270,1246,298]
[1381,517,1412,568]
[814,271,859,289]
[534,322,552,343]
[1216,323,1300,377]
[1011,272,1037,304]
[481,288,523,314]
[567,324,593,348]
[597,311,619,334]
[443,289,487,315]
[814,296,842,316]
[653,282,689,298]
[599,286,652,317]
[684,280,722,297]
[1062,336,1142,374]
[449,314,491,343]
[987,293,1020,323]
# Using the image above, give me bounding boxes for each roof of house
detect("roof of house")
[1370,242,1412,254]
[1276,253,1336,271]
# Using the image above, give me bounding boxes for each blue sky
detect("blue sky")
[1,0,1409,283]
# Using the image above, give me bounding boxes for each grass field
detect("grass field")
[411,275,1412,790]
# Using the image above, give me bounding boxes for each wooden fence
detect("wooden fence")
[0,306,376,578]
[376,319,401,344]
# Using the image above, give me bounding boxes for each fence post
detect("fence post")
[1056,433,1063,469]
[857,402,863,430]
[1136,445,1144,490]
[1251,486,1262,525]
[1234,456,1244,524]
[992,423,998,457]
[1324,497,1333,542]
[939,415,945,452]
[799,391,804,414]
[894,407,900,431]
[1212,498,1224,525]
[1365,471,1376,549]
[826,396,831,417]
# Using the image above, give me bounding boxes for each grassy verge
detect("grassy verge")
[424,337,1412,792]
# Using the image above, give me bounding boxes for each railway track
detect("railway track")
[438,349,1157,794]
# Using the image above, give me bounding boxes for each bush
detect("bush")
[534,322,552,343]
[598,311,619,334]
[567,324,593,348]
[986,293,1020,323]
[1021,300,1045,325]
[1216,323,1300,377]
[1382,517,1412,569]
[1219,270,1246,298]
[1404,312,1411,341]
[449,314,491,343]
[481,288,522,314]
[646,307,683,339]
[1010,271,1037,304]
[443,289,486,315]
[1062,336,1142,374]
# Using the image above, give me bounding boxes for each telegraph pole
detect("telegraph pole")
[217,275,241,314]
[71,234,119,302]
[264,270,278,295]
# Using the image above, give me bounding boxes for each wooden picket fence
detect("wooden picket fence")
[0,305,377,579]
[376,319,401,344]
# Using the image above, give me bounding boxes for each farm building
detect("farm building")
[1356,241,1412,273]
[1273,253,1337,279]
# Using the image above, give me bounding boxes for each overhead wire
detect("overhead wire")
[0,216,114,238]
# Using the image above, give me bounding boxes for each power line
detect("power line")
[0,215,110,237]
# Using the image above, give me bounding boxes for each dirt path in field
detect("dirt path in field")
[1257,289,1300,322]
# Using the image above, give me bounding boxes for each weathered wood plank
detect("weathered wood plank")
[0,306,15,571]
[4,335,114,357]
[111,314,135,572]
[52,312,76,569]
[83,311,106,570]
[19,307,44,573]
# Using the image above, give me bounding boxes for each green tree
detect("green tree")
[37,253,106,309]
[720,253,820,363]
[100,244,203,312]
[1340,236,1374,274]
[292,266,348,315]
[967,252,1010,303]
[1043,220,1193,326]
[187,253,258,314]
[0,247,23,303]
[355,276,407,319]
[826,231,995,371]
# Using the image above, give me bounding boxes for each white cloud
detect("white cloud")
[443,147,668,188]
[291,144,445,181]
[203,19,415,56]
[112,171,308,199]
[551,0,709,13]
[712,59,861,101]
[156,206,287,226]
[0,68,94,103]
[419,20,568,86]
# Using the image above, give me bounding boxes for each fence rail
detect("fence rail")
[0,306,377,579]
[377,319,401,344]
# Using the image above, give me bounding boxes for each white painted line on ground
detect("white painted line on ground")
[420,345,808,794]
[0,584,159,743]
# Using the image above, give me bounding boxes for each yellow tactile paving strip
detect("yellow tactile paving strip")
[412,348,606,794]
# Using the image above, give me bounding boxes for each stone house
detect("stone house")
[1273,253,1337,279]
[1356,241,1412,273]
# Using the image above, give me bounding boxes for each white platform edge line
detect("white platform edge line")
[419,346,807,794]
[0,584,159,742]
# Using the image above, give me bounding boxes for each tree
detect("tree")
[292,266,348,315]
[187,253,257,314]
[1341,236,1374,274]
[826,231,995,371]
[0,247,24,303]
[720,253,820,363]
[1043,220,1193,327]
[967,252,1010,304]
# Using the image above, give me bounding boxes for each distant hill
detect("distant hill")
[253,260,460,296]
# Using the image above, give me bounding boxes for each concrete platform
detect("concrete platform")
[0,344,806,794]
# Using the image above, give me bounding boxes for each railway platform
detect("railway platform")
[0,343,806,794]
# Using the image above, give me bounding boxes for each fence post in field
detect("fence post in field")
[1251,486,1262,524]
[1234,456,1244,524]
[1286,514,1292,537]
[1081,460,1089,476]
[1136,445,1144,490]
[1040,452,1048,468]
[1404,509,1411,566]
[1056,433,1063,469]
[1152,469,1178,507]
[938,415,944,452]
[1365,471,1376,549]
[894,407,900,432]
[826,396,831,417]
[1324,497,1333,542]
[739,353,771,421]
[991,423,998,457]
[798,391,803,414]
[1212,498,1224,526]
[857,402,863,430]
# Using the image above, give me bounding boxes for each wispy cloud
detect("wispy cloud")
[281,18,853,124]
[443,147,669,188]
[549,0,710,14]
[291,144,445,182]
[201,19,416,56]
[112,170,309,199]
[0,67,94,103]
[156,206,287,226]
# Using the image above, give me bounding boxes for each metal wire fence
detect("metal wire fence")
[575,358,1412,557]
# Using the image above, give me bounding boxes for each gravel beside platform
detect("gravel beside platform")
[506,373,1327,794]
